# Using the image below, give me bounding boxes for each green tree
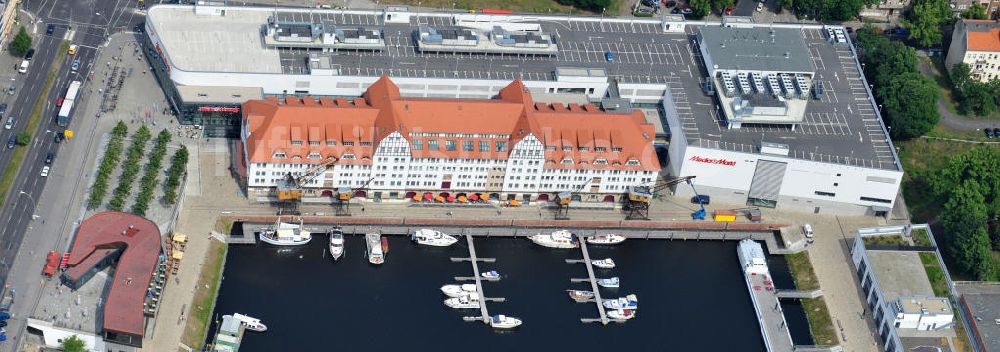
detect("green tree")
[15,131,30,146]
[712,0,735,12]
[9,26,31,56]
[961,3,988,19]
[554,0,612,12]
[878,72,940,140]
[902,0,953,47]
[689,0,712,18]
[61,335,85,352]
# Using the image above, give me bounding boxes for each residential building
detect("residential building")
[946,19,1000,82]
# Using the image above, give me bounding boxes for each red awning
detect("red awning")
[447,195,456,202]
[470,194,480,201]
[424,193,433,200]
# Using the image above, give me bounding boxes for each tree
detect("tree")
[61,335,85,352]
[711,0,735,12]
[688,0,712,18]
[878,71,940,140]
[902,0,953,47]
[777,0,793,13]
[9,26,31,56]
[961,3,988,19]
[554,0,612,12]
[15,131,30,146]
[950,63,1000,116]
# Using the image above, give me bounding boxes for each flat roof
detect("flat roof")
[698,26,814,74]
[147,5,899,171]
[64,212,162,338]
[956,283,1000,352]
[177,85,264,104]
[867,250,935,300]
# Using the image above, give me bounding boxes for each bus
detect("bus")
[57,80,82,126]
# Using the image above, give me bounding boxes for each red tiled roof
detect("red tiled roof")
[64,212,161,338]
[243,76,659,171]
[964,20,1000,52]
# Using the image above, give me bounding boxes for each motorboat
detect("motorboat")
[603,294,638,310]
[411,229,459,247]
[259,218,312,246]
[328,228,344,261]
[481,270,501,280]
[366,232,384,265]
[591,258,616,269]
[232,313,267,332]
[607,309,636,320]
[528,230,577,249]
[490,315,523,329]
[566,290,595,302]
[587,234,626,245]
[444,295,481,309]
[597,277,620,289]
[441,284,478,298]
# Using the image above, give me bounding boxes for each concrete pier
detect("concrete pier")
[577,241,614,325]
[450,235,499,324]
[739,240,794,352]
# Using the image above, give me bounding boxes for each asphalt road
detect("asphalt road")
[0,0,142,313]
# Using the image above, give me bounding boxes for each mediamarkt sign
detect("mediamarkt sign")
[198,106,240,113]
[689,155,736,166]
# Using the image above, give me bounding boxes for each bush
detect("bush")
[87,121,128,209]
[162,146,189,205]
[15,131,30,146]
[108,126,151,211]
[131,130,172,215]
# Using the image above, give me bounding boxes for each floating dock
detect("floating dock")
[568,240,626,324]
[451,235,503,324]
[738,239,794,352]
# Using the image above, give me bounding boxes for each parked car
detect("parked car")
[40,166,50,177]
[25,48,35,60]
[605,51,614,62]
[987,128,995,138]
[7,85,15,95]
[803,224,814,238]
[681,7,693,14]
[56,98,64,107]
[993,128,1000,137]
[5,116,13,130]
[71,59,80,72]
[671,7,682,13]
[724,6,734,15]
[0,103,8,116]
[636,8,653,15]
[46,24,54,35]
[54,132,64,143]
[44,152,53,164]
[7,135,15,149]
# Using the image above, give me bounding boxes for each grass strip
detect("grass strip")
[181,239,227,348]
[786,252,836,345]
[0,41,68,206]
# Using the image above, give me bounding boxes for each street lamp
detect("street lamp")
[19,191,34,204]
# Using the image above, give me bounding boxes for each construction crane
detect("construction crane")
[552,180,592,220]
[274,158,339,215]
[332,177,374,216]
[623,176,695,220]
[688,179,707,220]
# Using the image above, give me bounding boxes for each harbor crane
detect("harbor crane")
[623,176,697,220]
[274,157,339,215]
[332,177,374,216]
[552,180,592,220]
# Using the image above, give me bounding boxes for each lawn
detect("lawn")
[862,235,910,247]
[896,130,978,223]
[0,41,68,206]
[911,228,933,247]
[919,252,950,297]
[390,0,619,14]
[926,57,1000,121]
[214,217,234,235]
[181,240,228,348]
[785,251,836,345]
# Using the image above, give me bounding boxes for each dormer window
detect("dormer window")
[580,160,589,165]
[595,147,606,152]
[273,152,287,158]
[343,141,355,146]
[625,160,640,166]
[326,139,337,146]
[546,146,556,151]
[309,140,320,146]
[290,140,303,146]
[342,153,356,160]
[562,146,572,152]
[307,152,322,159]
[561,158,573,165]
[611,147,622,152]
[594,159,608,165]
[578,147,589,152]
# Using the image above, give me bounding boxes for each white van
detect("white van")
[18,60,29,74]
[803,224,814,238]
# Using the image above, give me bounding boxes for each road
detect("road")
[0,0,144,347]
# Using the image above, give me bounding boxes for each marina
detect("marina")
[210,226,811,351]
[738,239,795,352]
[451,235,506,325]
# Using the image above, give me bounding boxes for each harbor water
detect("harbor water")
[209,227,812,351]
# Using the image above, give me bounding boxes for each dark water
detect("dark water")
[210,229,812,351]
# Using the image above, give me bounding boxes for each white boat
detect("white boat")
[366,232,384,265]
[440,284,478,298]
[232,313,267,332]
[607,309,636,320]
[566,290,595,302]
[591,258,616,269]
[444,295,481,309]
[587,234,626,245]
[528,230,577,249]
[411,229,459,247]
[328,228,344,261]
[481,270,501,280]
[603,294,638,310]
[259,218,312,246]
[490,315,523,329]
[597,277,620,288]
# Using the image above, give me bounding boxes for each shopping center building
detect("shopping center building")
[145,4,901,214]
